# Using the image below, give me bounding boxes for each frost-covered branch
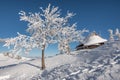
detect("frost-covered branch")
[3,32,33,54]
[19,4,78,52]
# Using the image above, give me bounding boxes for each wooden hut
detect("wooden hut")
[76,32,107,50]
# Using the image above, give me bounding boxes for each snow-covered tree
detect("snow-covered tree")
[18,4,83,69]
[108,28,120,41]
[4,4,88,70]
[108,29,114,41]
[115,28,120,40]
[58,24,88,54]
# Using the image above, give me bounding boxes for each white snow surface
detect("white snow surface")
[84,33,107,46]
[0,75,10,80]
[0,41,120,80]
[0,53,76,80]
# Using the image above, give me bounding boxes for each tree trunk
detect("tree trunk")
[41,45,45,70]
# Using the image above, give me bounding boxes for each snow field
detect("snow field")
[0,41,120,80]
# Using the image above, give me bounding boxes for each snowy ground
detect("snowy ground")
[0,41,120,80]
[0,52,76,80]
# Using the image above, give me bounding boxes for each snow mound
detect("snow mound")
[35,41,120,80]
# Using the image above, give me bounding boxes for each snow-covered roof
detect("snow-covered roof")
[84,32,107,46]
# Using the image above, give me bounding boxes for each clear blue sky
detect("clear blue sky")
[0,0,120,57]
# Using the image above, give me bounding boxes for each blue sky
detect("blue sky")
[0,0,120,57]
